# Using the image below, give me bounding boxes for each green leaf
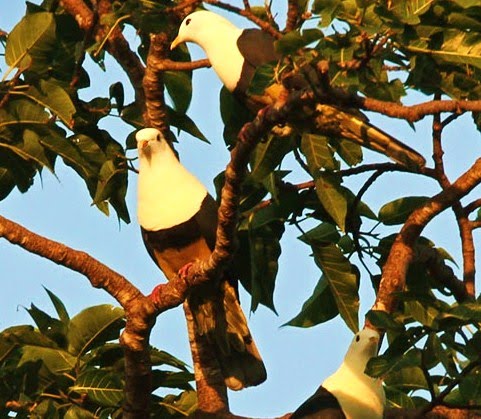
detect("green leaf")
[275,29,323,55]
[0,98,50,127]
[301,133,337,173]
[5,12,56,72]
[150,347,190,371]
[43,287,70,324]
[314,173,348,231]
[384,386,417,409]
[313,244,359,333]
[219,86,252,146]
[312,0,342,27]
[164,70,192,114]
[152,370,194,391]
[404,300,439,328]
[167,106,209,143]
[0,325,58,349]
[70,370,123,407]
[26,303,67,347]
[285,276,338,327]
[247,63,276,96]
[12,80,76,127]
[237,222,284,313]
[332,137,363,166]
[250,135,294,181]
[298,222,340,245]
[19,346,77,374]
[67,305,125,356]
[385,365,429,391]
[366,310,405,331]
[378,196,429,225]
[159,390,197,417]
[366,328,426,377]
[64,405,96,419]
[21,129,55,171]
[459,373,481,404]
[407,30,481,70]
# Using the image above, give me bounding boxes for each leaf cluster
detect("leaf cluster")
[0,289,196,418]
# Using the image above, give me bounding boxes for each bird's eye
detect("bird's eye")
[355,335,360,342]
[156,134,161,141]
[185,18,191,26]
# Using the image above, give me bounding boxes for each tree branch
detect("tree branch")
[61,0,146,105]
[150,58,211,72]
[432,108,475,298]
[96,0,146,105]
[60,0,95,31]
[143,33,171,134]
[204,0,282,38]
[314,62,481,122]
[372,158,481,313]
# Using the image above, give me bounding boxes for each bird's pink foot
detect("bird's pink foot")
[149,284,164,306]
[178,262,194,279]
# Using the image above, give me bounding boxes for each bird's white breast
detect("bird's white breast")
[323,365,385,419]
[137,152,207,231]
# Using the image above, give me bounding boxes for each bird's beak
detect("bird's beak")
[170,36,183,50]
[139,140,149,150]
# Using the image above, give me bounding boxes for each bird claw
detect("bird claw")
[178,262,194,279]
[149,284,164,306]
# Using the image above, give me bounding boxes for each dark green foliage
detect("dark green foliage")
[0,289,195,418]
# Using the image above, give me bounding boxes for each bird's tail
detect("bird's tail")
[188,279,266,390]
[315,104,426,170]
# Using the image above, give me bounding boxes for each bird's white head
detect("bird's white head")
[136,128,174,160]
[171,11,239,51]
[344,328,381,372]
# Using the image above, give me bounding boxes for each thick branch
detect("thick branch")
[285,0,301,32]
[143,33,171,133]
[60,0,95,31]
[373,158,481,313]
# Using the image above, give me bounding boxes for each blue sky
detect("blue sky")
[1,2,481,416]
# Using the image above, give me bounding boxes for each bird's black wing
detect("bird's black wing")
[194,194,219,251]
[235,29,280,95]
[290,386,346,419]
[237,29,279,67]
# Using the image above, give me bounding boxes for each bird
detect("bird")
[290,328,385,419]
[171,10,426,170]
[136,127,266,390]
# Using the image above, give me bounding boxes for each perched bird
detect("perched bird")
[290,328,385,419]
[171,10,426,170]
[136,128,266,390]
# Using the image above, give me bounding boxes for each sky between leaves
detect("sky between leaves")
[1,1,481,416]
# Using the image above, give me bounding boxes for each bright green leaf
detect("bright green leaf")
[285,276,338,327]
[301,133,337,173]
[314,173,348,231]
[67,305,125,356]
[164,70,192,114]
[5,12,56,72]
[19,346,77,374]
[378,196,429,225]
[70,369,123,407]
[313,244,359,332]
